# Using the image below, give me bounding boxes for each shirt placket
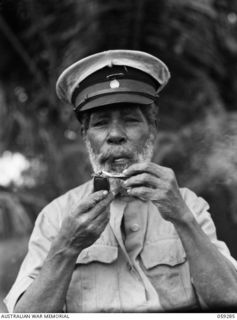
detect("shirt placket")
[109,198,161,311]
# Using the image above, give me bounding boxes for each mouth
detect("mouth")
[112,157,129,165]
[99,151,133,172]
[107,156,131,173]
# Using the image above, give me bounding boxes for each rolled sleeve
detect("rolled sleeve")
[180,187,237,270]
[4,276,34,313]
[3,200,61,312]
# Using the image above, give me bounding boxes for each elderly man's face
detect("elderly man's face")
[83,104,157,173]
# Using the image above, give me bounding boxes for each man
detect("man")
[4,50,237,312]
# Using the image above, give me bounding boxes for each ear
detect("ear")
[150,119,158,134]
[81,126,87,141]
[150,122,158,143]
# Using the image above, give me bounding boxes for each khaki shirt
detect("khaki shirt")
[4,180,237,312]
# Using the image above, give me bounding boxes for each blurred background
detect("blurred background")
[0,0,237,312]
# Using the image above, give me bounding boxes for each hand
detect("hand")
[58,191,114,253]
[123,162,192,223]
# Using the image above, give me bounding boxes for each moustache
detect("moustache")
[98,146,136,163]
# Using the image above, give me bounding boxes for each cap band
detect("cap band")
[74,79,158,111]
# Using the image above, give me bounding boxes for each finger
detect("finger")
[123,162,173,179]
[78,190,110,213]
[124,173,159,189]
[97,214,110,233]
[86,203,111,234]
[127,186,154,201]
[89,192,114,219]
[86,208,110,239]
[93,206,110,227]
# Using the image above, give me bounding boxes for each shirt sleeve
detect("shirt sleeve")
[3,200,61,312]
[180,187,237,270]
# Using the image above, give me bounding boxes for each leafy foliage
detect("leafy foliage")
[1,0,237,305]
[0,0,237,250]
[0,191,32,237]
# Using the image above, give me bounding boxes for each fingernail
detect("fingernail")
[123,169,128,174]
[103,190,108,195]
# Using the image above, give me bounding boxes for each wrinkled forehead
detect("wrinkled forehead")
[80,102,158,133]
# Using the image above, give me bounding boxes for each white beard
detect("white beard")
[85,133,156,173]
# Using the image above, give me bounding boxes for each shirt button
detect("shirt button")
[130,223,140,232]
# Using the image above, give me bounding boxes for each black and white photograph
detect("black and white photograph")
[0,0,237,315]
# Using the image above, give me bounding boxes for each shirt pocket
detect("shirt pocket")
[67,245,119,312]
[140,238,199,311]
[76,244,118,264]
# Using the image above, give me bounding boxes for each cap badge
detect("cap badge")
[110,79,120,89]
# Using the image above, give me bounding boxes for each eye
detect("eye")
[91,119,109,127]
[124,116,140,123]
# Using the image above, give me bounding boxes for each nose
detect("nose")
[106,123,127,145]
